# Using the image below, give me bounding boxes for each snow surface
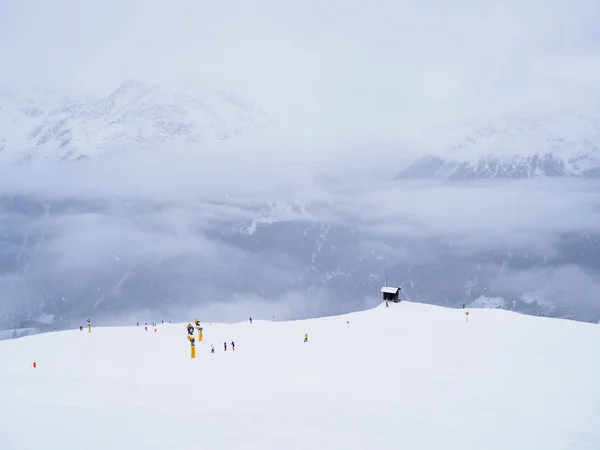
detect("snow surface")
[380,286,400,294]
[1,302,599,450]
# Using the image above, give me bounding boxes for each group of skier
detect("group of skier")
[202,316,307,355]
[210,341,235,353]
[132,320,171,331]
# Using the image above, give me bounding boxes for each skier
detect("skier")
[145,322,148,332]
[211,345,215,354]
[304,333,308,343]
[79,326,83,331]
[136,322,139,327]
[231,341,235,350]
[249,317,252,324]
[224,341,227,351]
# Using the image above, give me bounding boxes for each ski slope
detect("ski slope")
[1,302,599,450]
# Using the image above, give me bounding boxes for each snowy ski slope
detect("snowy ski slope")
[1,302,599,450]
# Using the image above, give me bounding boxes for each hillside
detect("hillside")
[0,80,279,165]
[395,111,600,180]
[1,302,599,450]
[2,178,600,332]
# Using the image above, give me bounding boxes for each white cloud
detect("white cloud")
[1,0,600,325]
[1,0,599,138]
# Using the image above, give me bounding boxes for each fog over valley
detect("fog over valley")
[1,0,600,333]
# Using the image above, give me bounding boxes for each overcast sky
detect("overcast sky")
[1,0,600,133]
[1,1,600,325]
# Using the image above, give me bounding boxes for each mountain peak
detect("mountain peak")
[108,79,155,100]
[395,110,600,180]
[0,81,280,165]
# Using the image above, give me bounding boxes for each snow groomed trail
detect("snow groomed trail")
[1,302,599,450]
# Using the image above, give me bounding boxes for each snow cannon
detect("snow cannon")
[194,320,203,342]
[187,323,196,358]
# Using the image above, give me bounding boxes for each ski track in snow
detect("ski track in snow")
[0,302,599,450]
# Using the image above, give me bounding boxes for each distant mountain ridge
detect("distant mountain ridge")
[0,80,279,165]
[395,111,600,180]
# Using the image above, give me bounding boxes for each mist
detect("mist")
[2,0,600,137]
[1,0,600,329]
[1,148,600,328]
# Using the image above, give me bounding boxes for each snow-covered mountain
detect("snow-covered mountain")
[4,192,598,333]
[3,87,600,331]
[0,80,279,165]
[395,111,600,180]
